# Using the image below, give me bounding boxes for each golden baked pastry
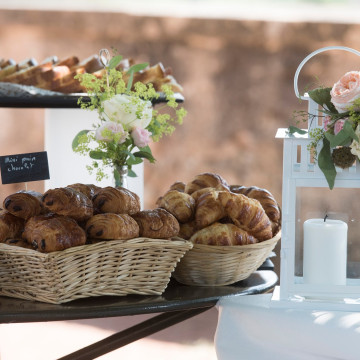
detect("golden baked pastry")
[156,190,195,223]
[132,208,180,239]
[190,222,258,246]
[42,187,93,222]
[85,213,139,240]
[184,172,229,195]
[67,183,101,200]
[92,186,140,215]
[169,181,186,192]
[230,185,281,236]
[22,214,86,253]
[219,192,273,241]
[3,238,33,249]
[179,220,197,240]
[3,190,44,220]
[194,189,226,229]
[0,209,25,242]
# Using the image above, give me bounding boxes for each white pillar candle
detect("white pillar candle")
[303,218,347,285]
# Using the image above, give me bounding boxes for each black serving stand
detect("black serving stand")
[0,271,278,360]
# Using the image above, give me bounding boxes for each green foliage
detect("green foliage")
[72,51,186,181]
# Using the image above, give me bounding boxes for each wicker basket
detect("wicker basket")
[0,237,192,304]
[173,231,281,286]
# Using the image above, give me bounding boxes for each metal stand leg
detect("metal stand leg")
[57,306,213,360]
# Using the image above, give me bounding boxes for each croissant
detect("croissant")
[22,214,87,252]
[42,187,93,222]
[0,209,25,242]
[85,213,139,240]
[156,190,195,223]
[190,222,258,246]
[219,191,273,241]
[230,185,281,235]
[184,172,230,195]
[3,190,44,220]
[195,189,226,229]
[131,208,180,239]
[169,181,186,192]
[179,220,197,240]
[191,187,216,203]
[92,186,140,215]
[67,183,101,200]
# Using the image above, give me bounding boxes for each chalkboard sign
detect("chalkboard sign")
[0,151,50,184]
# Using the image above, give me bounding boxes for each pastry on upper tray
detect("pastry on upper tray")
[0,54,183,94]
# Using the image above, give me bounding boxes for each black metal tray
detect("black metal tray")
[0,83,184,108]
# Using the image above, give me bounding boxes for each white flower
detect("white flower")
[350,125,360,159]
[102,94,152,129]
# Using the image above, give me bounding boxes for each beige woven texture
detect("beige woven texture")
[173,231,281,286]
[0,237,193,304]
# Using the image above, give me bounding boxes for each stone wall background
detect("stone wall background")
[1,8,360,277]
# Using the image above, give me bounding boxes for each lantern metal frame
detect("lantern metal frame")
[272,46,360,310]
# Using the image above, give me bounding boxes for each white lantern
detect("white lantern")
[273,46,360,310]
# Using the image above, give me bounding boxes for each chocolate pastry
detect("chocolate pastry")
[92,186,140,215]
[3,190,44,220]
[22,214,86,253]
[0,209,25,242]
[42,187,93,222]
[85,213,139,240]
[132,208,180,239]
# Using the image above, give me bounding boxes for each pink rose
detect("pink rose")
[95,121,128,144]
[131,127,151,148]
[323,115,331,131]
[334,119,346,135]
[330,71,360,113]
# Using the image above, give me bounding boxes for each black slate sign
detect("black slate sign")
[0,151,50,184]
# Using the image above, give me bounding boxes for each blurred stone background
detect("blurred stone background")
[1,5,360,359]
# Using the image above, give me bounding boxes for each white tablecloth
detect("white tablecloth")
[215,294,360,360]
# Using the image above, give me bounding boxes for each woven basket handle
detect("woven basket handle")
[294,46,360,100]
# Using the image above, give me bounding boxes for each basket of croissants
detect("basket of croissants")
[155,172,281,286]
[0,184,193,304]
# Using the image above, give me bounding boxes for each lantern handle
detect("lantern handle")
[294,46,360,100]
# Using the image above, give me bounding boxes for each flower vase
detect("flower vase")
[114,166,128,188]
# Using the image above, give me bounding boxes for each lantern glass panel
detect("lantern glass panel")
[294,187,360,281]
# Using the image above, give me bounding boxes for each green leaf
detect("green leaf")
[308,87,338,114]
[288,126,307,135]
[126,71,134,92]
[126,63,149,75]
[127,168,137,177]
[89,150,110,160]
[324,121,359,148]
[72,130,90,150]
[108,55,123,69]
[126,156,143,165]
[133,150,155,163]
[318,138,337,190]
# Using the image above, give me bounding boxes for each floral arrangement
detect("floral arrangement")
[289,71,360,189]
[72,51,186,186]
